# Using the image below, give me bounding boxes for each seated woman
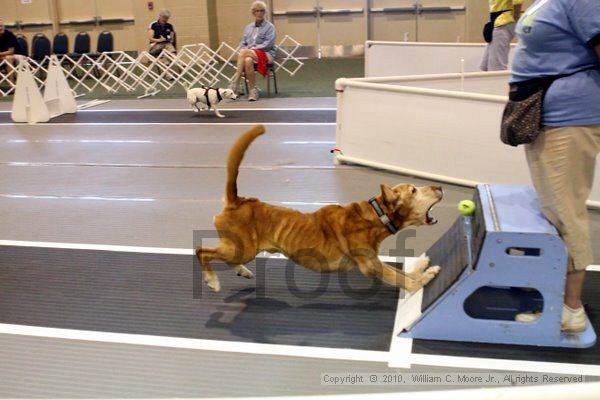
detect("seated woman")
[228,1,276,101]
[147,9,178,79]
[0,20,26,70]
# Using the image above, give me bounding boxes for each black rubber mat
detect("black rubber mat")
[414,272,600,365]
[0,245,398,351]
[0,110,336,124]
[421,218,467,312]
[421,192,485,311]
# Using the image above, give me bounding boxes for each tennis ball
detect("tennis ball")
[458,200,476,216]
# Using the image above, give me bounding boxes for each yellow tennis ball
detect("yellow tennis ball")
[458,200,476,216]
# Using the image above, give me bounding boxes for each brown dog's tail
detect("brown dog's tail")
[225,125,265,205]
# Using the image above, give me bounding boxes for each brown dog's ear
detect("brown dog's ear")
[380,184,402,210]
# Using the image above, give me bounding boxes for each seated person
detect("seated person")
[228,1,276,101]
[0,19,26,72]
[148,9,177,77]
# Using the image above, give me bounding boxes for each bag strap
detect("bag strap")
[554,64,599,81]
[509,65,599,101]
[203,87,211,108]
[516,65,599,88]
[490,9,512,23]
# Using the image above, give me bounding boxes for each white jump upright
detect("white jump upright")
[11,62,50,124]
[44,55,77,118]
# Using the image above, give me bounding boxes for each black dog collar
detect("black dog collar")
[368,198,399,234]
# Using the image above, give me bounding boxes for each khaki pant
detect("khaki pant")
[149,42,176,57]
[479,23,515,71]
[525,125,600,271]
[149,42,178,76]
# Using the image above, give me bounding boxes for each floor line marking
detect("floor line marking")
[0,162,339,169]
[0,240,596,272]
[77,99,112,110]
[0,107,337,113]
[0,323,389,363]
[0,123,336,126]
[0,240,194,255]
[0,194,341,206]
[410,353,600,377]
[0,240,406,261]
[3,140,336,145]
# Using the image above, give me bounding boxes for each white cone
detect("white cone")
[11,62,50,124]
[44,55,76,118]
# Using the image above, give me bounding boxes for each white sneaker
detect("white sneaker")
[561,304,587,332]
[228,80,240,94]
[515,304,587,332]
[248,86,259,101]
[515,310,542,323]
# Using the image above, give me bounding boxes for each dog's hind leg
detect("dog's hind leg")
[234,265,254,279]
[195,246,222,292]
[196,239,256,290]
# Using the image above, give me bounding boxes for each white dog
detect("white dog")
[187,87,237,118]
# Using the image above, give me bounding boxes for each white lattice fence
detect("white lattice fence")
[0,36,304,98]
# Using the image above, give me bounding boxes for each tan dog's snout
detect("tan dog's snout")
[429,185,443,198]
[390,184,443,227]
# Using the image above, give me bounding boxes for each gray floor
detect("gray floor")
[4,334,566,398]
[0,98,598,397]
[0,114,478,257]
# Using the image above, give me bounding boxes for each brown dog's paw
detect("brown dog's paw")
[235,265,254,279]
[205,276,221,292]
[413,253,431,273]
[419,266,441,286]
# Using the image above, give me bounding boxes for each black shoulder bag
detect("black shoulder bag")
[483,9,512,43]
[500,66,598,147]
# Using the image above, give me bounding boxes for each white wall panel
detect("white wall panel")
[335,73,600,207]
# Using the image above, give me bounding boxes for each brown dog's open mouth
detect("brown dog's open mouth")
[425,187,444,225]
[426,204,438,225]
[426,197,444,225]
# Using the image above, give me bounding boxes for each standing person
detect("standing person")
[228,1,276,101]
[511,0,600,332]
[480,0,522,71]
[147,10,177,78]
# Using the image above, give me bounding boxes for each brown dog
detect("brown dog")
[196,125,443,292]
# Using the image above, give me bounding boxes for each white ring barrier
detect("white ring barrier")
[365,41,516,78]
[335,71,600,208]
